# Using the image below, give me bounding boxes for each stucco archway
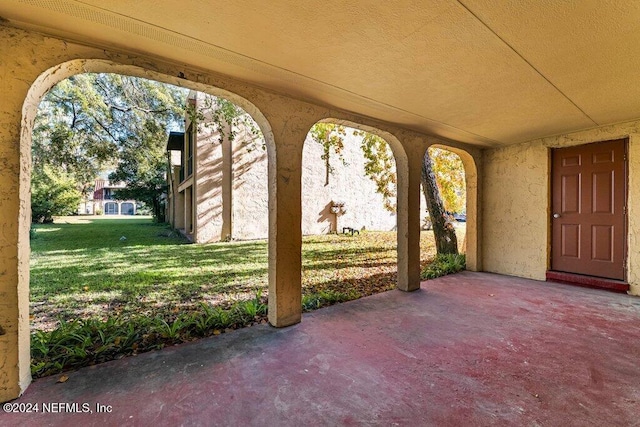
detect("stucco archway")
[13,59,278,397]
[302,118,414,292]
[428,144,480,272]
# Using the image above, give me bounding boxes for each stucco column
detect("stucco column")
[396,141,423,292]
[221,122,233,240]
[263,100,320,327]
[174,187,185,229]
[185,187,193,236]
[0,57,32,402]
[460,150,482,272]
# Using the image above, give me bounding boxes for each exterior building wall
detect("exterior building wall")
[166,159,183,229]
[87,180,138,216]
[482,119,640,295]
[185,93,400,242]
[194,120,226,242]
[185,187,193,238]
[95,200,137,215]
[172,175,185,229]
[301,133,397,235]
[231,129,269,240]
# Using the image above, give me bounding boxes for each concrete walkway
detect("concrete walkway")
[3,272,639,426]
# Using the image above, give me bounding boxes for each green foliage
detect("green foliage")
[33,73,188,221]
[30,292,268,378]
[31,166,82,223]
[236,290,267,319]
[421,253,466,280]
[428,147,466,213]
[186,95,263,150]
[302,290,358,311]
[355,130,397,212]
[109,136,168,222]
[32,283,362,377]
[33,76,119,193]
[309,123,348,185]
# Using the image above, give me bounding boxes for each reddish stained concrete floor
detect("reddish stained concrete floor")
[2,272,640,426]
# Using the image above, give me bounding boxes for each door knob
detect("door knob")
[553,213,560,218]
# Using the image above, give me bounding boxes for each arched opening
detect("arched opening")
[300,119,409,307]
[419,144,479,277]
[120,202,135,215]
[21,61,277,381]
[104,202,119,215]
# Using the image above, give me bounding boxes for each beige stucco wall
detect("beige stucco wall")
[194,123,225,242]
[236,129,406,239]
[189,92,269,242]
[231,133,269,240]
[191,93,404,241]
[483,119,640,295]
[301,132,398,235]
[197,128,403,240]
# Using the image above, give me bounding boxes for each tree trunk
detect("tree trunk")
[421,151,458,254]
[153,198,165,223]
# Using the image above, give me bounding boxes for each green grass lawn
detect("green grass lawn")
[30,217,465,330]
[29,216,464,377]
[31,217,267,330]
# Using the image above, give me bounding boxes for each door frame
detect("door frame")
[548,138,629,282]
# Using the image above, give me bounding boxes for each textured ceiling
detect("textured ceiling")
[1,0,639,147]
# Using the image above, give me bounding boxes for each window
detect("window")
[121,202,134,215]
[105,202,118,215]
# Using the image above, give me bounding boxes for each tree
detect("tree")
[421,151,458,254]
[33,75,120,196]
[428,147,466,214]
[31,166,82,223]
[100,75,186,222]
[310,123,348,185]
[308,123,464,255]
[355,130,397,212]
[109,123,169,222]
[33,73,187,221]
[187,95,262,148]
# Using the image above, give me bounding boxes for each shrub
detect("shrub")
[421,253,466,280]
[302,289,358,311]
[31,291,269,378]
[31,166,82,223]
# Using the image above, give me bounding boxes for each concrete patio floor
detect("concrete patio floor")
[3,272,640,426]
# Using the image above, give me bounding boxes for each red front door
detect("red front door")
[551,139,627,280]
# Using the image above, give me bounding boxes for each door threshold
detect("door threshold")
[546,271,629,293]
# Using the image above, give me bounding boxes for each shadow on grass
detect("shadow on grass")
[31,269,400,379]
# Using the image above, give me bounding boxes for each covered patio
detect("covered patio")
[4,272,639,426]
[4,1,640,403]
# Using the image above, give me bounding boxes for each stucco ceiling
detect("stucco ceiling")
[1,0,639,147]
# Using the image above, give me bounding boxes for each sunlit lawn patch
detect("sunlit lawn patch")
[30,216,464,377]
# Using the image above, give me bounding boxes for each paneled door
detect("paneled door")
[551,139,627,280]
